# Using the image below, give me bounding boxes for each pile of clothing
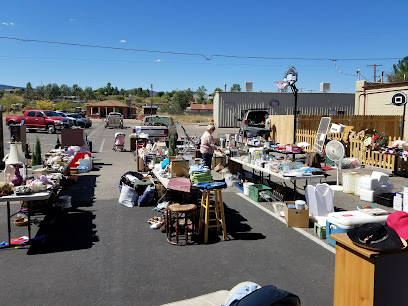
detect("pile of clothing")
[189,164,212,184]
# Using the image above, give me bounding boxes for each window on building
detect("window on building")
[92,107,98,114]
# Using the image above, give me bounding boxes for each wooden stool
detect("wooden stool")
[199,189,227,244]
[166,203,197,246]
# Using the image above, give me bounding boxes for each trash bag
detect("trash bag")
[137,185,156,207]
[119,184,139,207]
[119,171,144,188]
[137,185,155,207]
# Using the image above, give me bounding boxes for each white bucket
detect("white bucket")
[243,182,254,196]
[59,195,72,209]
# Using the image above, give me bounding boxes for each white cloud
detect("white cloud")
[9,22,14,26]
[155,59,161,63]
[120,40,127,43]
[2,22,9,26]
[68,18,77,22]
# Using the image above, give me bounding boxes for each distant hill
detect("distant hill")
[0,84,25,90]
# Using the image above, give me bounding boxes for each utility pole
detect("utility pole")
[224,83,227,92]
[150,84,153,115]
[367,64,382,82]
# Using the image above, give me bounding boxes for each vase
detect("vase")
[10,164,23,186]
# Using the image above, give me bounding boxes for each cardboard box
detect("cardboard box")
[284,201,310,228]
[170,160,189,177]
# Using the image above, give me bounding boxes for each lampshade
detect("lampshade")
[15,142,27,164]
[6,143,24,165]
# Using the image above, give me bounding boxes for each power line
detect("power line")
[332,60,357,77]
[367,64,382,82]
[0,36,404,62]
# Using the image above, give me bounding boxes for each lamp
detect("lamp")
[6,143,23,165]
[16,142,27,164]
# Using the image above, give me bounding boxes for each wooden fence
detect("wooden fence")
[296,129,404,170]
[297,115,402,138]
[271,115,403,144]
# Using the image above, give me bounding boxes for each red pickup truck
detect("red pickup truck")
[6,110,73,134]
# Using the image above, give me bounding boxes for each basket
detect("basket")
[249,184,272,202]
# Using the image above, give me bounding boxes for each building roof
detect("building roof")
[362,81,408,89]
[142,105,159,109]
[86,100,131,108]
[190,103,213,110]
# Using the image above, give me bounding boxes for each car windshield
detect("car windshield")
[144,117,170,126]
[43,111,61,117]
[68,114,82,119]
[58,113,67,117]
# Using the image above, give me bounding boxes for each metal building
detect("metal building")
[213,92,355,128]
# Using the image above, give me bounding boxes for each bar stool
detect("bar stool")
[166,203,197,246]
[199,189,227,243]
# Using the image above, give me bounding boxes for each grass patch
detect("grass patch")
[159,112,212,123]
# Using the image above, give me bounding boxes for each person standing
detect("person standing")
[200,124,219,169]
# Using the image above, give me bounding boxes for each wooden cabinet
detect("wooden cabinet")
[331,233,408,306]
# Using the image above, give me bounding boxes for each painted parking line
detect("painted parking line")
[237,193,335,254]
[88,125,102,138]
[99,138,105,153]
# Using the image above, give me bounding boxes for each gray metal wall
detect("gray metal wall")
[213,92,355,128]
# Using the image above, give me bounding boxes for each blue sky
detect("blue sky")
[0,0,407,94]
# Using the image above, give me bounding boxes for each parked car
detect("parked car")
[66,113,92,128]
[6,110,73,133]
[55,111,77,126]
[105,112,123,129]
[237,109,271,139]
[141,115,178,140]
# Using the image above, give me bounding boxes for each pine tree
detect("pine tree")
[31,137,42,166]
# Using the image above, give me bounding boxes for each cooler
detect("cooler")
[326,210,389,246]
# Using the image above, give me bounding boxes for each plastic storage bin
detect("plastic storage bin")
[360,188,376,202]
[359,175,379,190]
[375,193,394,207]
[354,174,363,196]
[326,219,352,246]
[326,210,389,246]
[249,184,272,202]
[342,172,356,194]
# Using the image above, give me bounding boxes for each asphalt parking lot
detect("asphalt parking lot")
[0,118,406,305]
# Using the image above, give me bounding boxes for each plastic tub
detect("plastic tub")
[342,172,356,194]
[243,182,254,196]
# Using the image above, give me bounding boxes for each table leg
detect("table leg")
[7,201,11,246]
[27,201,31,241]
[293,180,297,200]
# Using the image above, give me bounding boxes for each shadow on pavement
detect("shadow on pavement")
[27,209,98,255]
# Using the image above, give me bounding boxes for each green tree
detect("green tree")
[23,82,35,100]
[196,86,207,104]
[156,91,165,97]
[60,84,70,96]
[84,86,95,101]
[230,84,241,92]
[31,137,42,166]
[0,89,4,100]
[36,85,45,99]
[1,94,20,112]
[36,100,54,110]
[387,56,408,82]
